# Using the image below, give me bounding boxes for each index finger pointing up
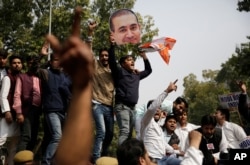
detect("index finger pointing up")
[72,6,82,37]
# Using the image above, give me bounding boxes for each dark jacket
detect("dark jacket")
[108,45,152,106]
[168,132,180,146]
[38,68,69,113]
[197,127,222,165]
[238,93,250,122]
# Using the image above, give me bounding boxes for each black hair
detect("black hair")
[163,114,178,132]
[109,8,139,32]
[98,48,109,55]
[201,114,217,127]
[0,48,8,59]
[119,55,134,65]
[117,138,147,165]
[216,106,230,121]
[165,114,177,123]
[26,55,41,73]
[8,54,23,65]
[50,53,57,61]
[174,97,189,109]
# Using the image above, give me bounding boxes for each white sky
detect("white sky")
[133,0,250,106]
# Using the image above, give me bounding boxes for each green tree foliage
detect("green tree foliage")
[216,37,250,92]
[237,0,250,12]
[0,0,34,54]
[0,0,90,55]
[183,70,230,124]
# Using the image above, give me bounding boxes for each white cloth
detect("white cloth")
[0,76,20,146]
[216,121,247,149]
[0,76,11,113]
[180,146,203,165]
[0,68,7,87]
[135,104,147,139]
[175,122,200,152]
[140,92,174,159]
[160,99,173,114]
[136,99,174,140]
[0,119,19,145]
[214,128,229,159]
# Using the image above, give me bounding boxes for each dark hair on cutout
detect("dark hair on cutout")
[117,138,147,165]
[109,9,139,32]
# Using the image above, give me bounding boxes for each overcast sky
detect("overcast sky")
[132,0,250,106]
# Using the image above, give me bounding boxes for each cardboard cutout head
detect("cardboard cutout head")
[109,9,141,45]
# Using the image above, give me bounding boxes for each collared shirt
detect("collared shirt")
[175,122,200,151]
[216,121,247,149]
[140,91,174,159]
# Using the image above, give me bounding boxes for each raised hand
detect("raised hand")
[50,7,94,165]
[46,6,94,90]
[165,80,178,94]
[236,80,247,94]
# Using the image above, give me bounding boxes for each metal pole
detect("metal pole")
[48,0,52,61]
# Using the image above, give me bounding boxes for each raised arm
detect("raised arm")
[140,81,177,137]
[49,7,94,165]
[237,81,250,122]
[108,35,120,80]
[86,20,97,49]
[181,130,203,165]
[138,51,152,80]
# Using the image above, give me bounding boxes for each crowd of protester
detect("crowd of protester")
[0,6,249,165]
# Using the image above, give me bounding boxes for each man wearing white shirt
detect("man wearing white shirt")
[191,115,229,165]
[116,131,204,165]
[137,92,189,141]
[0,54,23,165]
[140,81,186,165]
[175,110,200,152]
[0,49,8,165]
[214,107,247,149]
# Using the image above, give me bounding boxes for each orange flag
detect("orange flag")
[139,37,176,64]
